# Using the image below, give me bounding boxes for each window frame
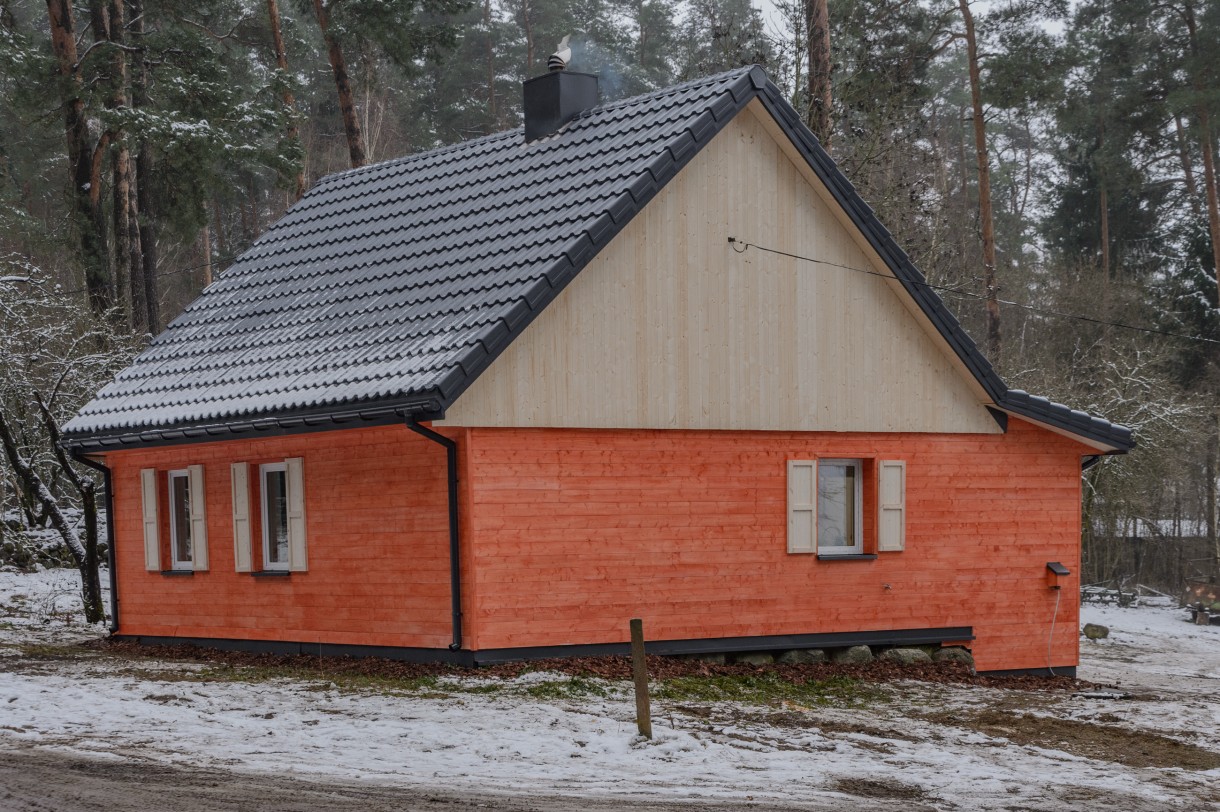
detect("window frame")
[167,468,193,570]
[259,461,290,572]
[815,458,864,556]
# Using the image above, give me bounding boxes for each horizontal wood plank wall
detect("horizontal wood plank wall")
[440,107,999,434]
[465,419,1084,672]
[105,425,468,648]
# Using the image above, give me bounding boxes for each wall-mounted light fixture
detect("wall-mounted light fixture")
[1046,561,1070,590]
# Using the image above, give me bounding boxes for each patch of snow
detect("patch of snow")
[0,571,1216,809]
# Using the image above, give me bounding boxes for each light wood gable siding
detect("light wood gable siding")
[440,106,1000,434]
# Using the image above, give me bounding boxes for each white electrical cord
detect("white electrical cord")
[1047,587,1062,677]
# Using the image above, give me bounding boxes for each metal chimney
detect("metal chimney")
[523,36,598,143]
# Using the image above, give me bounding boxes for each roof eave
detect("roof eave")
[60,393,445,454]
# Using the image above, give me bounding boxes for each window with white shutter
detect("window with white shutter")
[243,458,307,574]
[259,462,289,571]
[168,469,192,569]
[817,459,863,555]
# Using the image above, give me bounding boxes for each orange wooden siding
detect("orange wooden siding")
[463,418,1086,672]
[106,418,1086,672]
[106,425,458,648]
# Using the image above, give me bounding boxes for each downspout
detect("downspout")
[71,452,119,634]
[404,418,463,651]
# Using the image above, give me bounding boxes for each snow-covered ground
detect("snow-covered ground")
[1,568,1217,810]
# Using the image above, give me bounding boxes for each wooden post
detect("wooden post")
[630,618,652,740]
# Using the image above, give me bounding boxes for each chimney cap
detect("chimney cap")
[547,35,571,72]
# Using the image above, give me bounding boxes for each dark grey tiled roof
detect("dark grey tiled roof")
[62,66,1133,452]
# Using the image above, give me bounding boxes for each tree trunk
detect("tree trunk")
[1175,112,1203,219]
[1099,180,1111,280]
[105,0,144,330]
[112,148,132,322]
[804,0,832,149]
[1209,410,1219,581]
[521,0,534,71]
[312,0,366,168]
[267,0,306,200]
[201,223,213,286]
[0,408,104,623]
[1197,112,1220,300]
[958,0,1000,361]
[1082,465,1102,583]
[46,0,112,314]
[484,0,496,126]
[79,480,104,623]
[135,146,158,332]
[126,177,143,323]
[1184,0,1220,304]
[212,197,228,260]
[131,0,158,333]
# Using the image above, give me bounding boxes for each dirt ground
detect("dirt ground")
[0,746,913,812]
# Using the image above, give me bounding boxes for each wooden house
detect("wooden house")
[63,66,1133,675]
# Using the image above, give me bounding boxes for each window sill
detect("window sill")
[816,554,878,561]
[251,570,291,578]
[159,569,194,576]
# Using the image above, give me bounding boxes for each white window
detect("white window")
[817,459,863,555]
[260,462,290,571]
[234,457,306,574]
[140,465,209,572]
[168,469,192,569]
[787,458,906,557]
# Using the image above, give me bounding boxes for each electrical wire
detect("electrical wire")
[727,237,1220,347]
[1047,587,1061,678]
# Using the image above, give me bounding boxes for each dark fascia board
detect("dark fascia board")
[997,389,1134,451]
[60,393,444,454]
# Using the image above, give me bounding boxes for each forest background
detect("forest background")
[1,0,1217,620]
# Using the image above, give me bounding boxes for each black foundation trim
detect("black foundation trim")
[978,666,1077,679]
[113,626,974,667]
[115,635,474,665]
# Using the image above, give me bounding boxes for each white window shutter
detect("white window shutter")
[878,460,906,551]
[285,457,308,572]
[787,460,817,554]
[231,462,252,573]
[140,468,160,571]
[187,464,209,571]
